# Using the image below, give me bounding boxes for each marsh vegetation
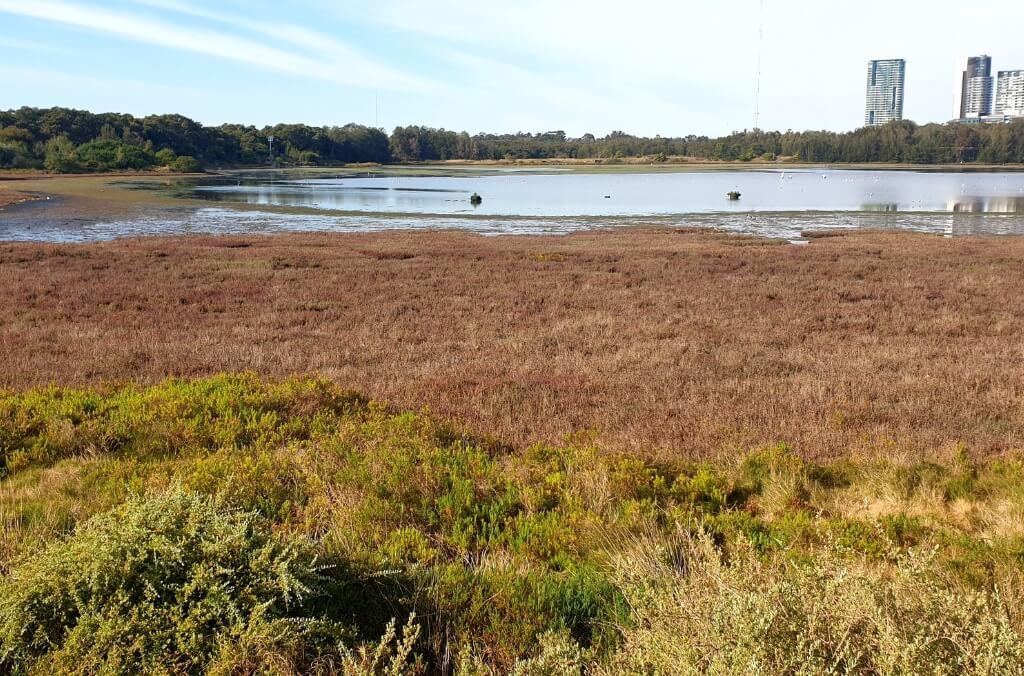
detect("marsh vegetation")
[3,229,1024,459]
[3,228,1024,672]
[2,375,1023,673]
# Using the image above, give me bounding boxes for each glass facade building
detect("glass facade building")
[995,70,1024,119]
[955,56,994,119]
[865,59,906,126]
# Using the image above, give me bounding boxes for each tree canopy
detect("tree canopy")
[2,106,1023,172]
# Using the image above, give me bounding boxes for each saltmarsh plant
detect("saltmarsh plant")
[3,376,1024,672]
[0,488,350,674]
[604,529,1024,675]
[0,374,366,476]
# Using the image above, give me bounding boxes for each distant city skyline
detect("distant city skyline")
[947,54,1024,123]
[0,0,1021,136]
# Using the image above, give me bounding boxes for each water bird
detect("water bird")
[469,192,482,205]
[604,195,611,199]
[727,191,741,200]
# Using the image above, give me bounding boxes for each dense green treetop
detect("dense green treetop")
[1,106,1023,172]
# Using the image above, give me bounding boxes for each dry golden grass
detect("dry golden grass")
[2,227,1023,460]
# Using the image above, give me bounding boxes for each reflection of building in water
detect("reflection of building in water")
[949,199,984,213]
[947,197,1024,213]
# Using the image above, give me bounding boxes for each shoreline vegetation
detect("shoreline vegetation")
[1,374,1023,672]
[2,106,1024,176]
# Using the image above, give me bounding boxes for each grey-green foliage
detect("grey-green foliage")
[0,488,349,674]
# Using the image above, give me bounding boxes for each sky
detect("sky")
[0,0,1021,137]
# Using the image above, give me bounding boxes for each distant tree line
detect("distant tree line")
[0,107,389,172]
[2,107,1024,172]
[389,122,1024,164]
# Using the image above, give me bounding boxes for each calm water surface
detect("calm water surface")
[195,169,1024,217]
[4,168,1024,242]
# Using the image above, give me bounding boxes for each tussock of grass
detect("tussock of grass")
[1,375,1023,673]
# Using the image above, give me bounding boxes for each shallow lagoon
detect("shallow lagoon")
[193,168,1024,217]
[4,167,1024,242]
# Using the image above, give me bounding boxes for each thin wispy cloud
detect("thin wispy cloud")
[0,0,452,97]
[126,0,431,93]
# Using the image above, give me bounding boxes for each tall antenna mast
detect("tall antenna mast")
[754,0,764,129]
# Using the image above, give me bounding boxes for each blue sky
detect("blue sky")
[0,0,1021,136]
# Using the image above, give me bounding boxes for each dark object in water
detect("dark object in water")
[727,191,741,200]
[470,192,482,205]
[604,195,611,199]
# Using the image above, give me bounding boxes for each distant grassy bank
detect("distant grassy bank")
[1,374,1022,673]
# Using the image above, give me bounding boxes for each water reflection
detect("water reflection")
[187,169,1024,219]
[948,197,1024,213]
[6,169,1024,242]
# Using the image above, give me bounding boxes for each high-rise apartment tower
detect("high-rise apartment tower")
[995,70,1024,119]
[955,56,994,119]
[865,59,906,126]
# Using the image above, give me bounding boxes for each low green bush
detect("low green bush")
[0,489,350,674]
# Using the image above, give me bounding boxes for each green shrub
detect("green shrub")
[416,562,623,671]
[0,488,350,673]
[154,147,177,166]
[43,135,79,173]
[74,139,156,171]
[172,155,201,173]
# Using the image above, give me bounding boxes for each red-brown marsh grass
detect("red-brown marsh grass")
[2,227,1024,461]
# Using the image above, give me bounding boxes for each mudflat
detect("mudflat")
[0,188,39,210]
[2,227,1022,460]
